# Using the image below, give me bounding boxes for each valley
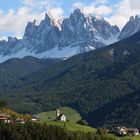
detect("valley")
[0,4,140,139]
[0,103,140,140]
[0,30,140,129]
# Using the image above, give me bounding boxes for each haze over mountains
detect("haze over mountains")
[0,9,140,63]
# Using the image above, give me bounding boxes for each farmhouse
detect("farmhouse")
[31,115,40,122]
[114,127,139,136]
[115,127,127,136]
[56,109,66,122]
[57,114,66,122]
[127,128,139,136]
[0,114,11,123]
[16,118,25,124]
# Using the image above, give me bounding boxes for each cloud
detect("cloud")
[0,36,8,41]
[129,0,140,10]
[95,0,108,5]
[0,7,37,36]
[22,0,62,11]
[49,7,64,20]
[73,2,112,16]
[107,0,140,29]
[22,0,34,6]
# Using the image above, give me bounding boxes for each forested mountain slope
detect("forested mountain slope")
[0,31,140,127]
[0,57,58,86]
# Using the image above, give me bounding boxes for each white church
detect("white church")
[56,109,67,122]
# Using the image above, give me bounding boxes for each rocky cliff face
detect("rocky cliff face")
[119,15,140,40]
[0,37,19,56]
[0,9,122,62]
[59,9,120,51]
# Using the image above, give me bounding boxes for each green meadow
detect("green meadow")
[37,107,140,140]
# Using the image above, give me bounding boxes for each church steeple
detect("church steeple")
[56,109,60,117]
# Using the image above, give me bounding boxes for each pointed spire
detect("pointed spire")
[112,25,120,32]
[69,8,85,21]
[129,16,135,21]
[44,12,56,26]
[34,19,39,26]
[72,8,84,17]
[45,13,51,22]
[73,8,82,14]
[135,15,140,21]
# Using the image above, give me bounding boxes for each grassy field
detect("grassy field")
[114,135,140,140]
[37,107,96,133]
[100,134,140,140]
[37,107,140,140]
[130,136,140,140]
[45,121,96,133]
[37,107,82,123]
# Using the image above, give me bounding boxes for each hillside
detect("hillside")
[0,56,59,87]
[0,100,31,121]
[95,89,140,128]
[37,107,96,133]
[0,31,140,128]
[37,107,82,123]
[0,103,139,140]
[36,107,140,140]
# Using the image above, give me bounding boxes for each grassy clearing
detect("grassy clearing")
[118,136,140,140]
[37,107,96,133]
[108,134,140,140]
[37,107,140,139]
[37,107,82,123]
[45,121,96,133]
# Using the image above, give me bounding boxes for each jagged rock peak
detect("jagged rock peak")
[45,13,51,21]
[45,13,54,24]
[73,8,83,15]
[129,16,135,21]
[70,8,84,18]
[119,15,140,40]
[135,15,140,21]
[34,19,39,26]
[44,12,60,28]
[112,25,120,32]
[135,15,140,18]
[8,37,18,42]
[129,15,140,21]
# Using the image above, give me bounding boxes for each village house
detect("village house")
[31,118,38,122]
[0,114,11,123]
[127,128,139,136]
[114,127,139,136]
[115,127,127,136]
[31,115,40,122]
[16,118,25,124]
[56,109,66,122]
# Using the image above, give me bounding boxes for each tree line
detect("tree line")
[0,122,131,140]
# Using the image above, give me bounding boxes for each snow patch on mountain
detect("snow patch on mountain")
[0,44,96,63]
[94,33,119,46]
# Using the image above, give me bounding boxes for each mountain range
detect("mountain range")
[0,9,140,63]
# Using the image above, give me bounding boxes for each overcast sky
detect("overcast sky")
[0,0,140,40]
